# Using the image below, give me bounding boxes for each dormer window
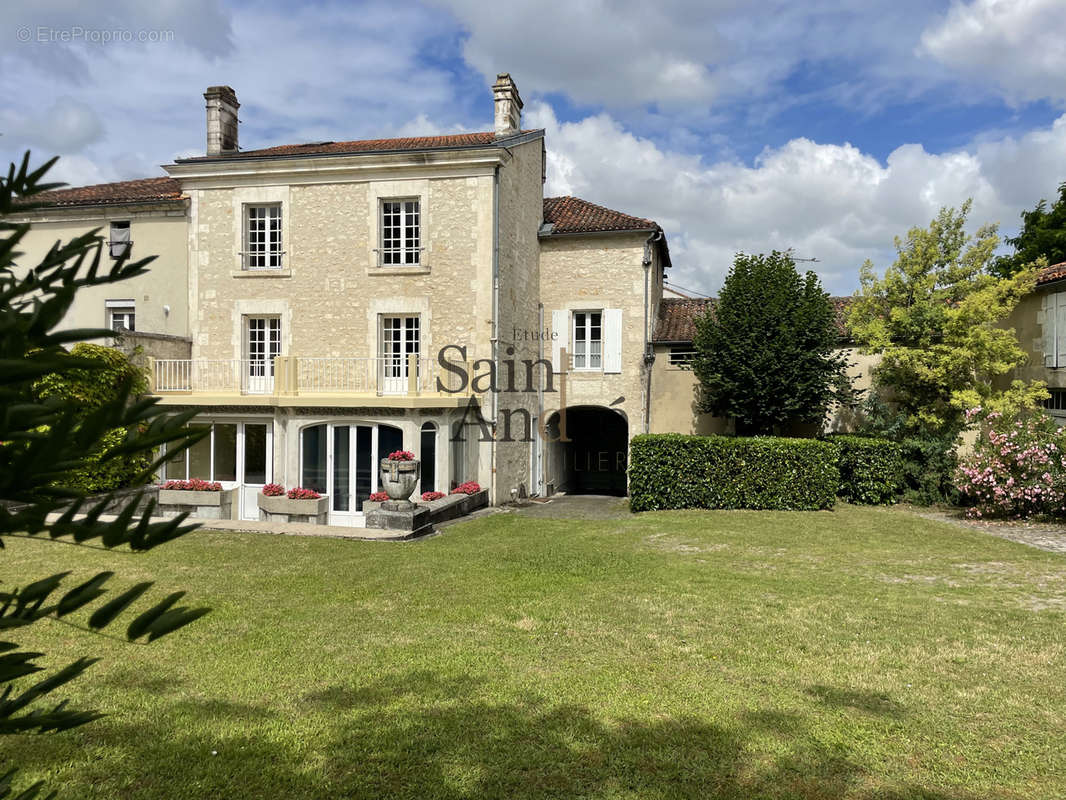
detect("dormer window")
[380,199,420,265]
[243,204,283,269]
[108,221,131,259]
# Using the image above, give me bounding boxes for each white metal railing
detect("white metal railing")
[153,359,275,394]
[298,356,437,394]
[153,356,453,396]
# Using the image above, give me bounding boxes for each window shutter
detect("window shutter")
[1044,294,1055,367]
[551,310,567,372]
[603,308,623,373]
[1056,293,1066,368]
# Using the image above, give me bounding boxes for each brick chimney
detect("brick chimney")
[204,85,239,156]
[492,73,522,138]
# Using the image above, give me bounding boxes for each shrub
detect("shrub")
[421,491,445,502]
[898,434,960,505]
[829,435,904,504]
[628,434,838,512]
[261,483,285,497]
[161,479,222,492]
[369,491,389,502]
[450,481,481,495]
[33,342,152,493]
[955,407,1066,519]
[386,450,415,461]
[286,487,321,500]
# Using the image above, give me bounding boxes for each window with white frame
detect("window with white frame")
[245,317,281,376]
[243,204,283,269]
[108,221,131,259]
[572,310,602,370]
[380,316,420,374]
[106,299,135,332]
[380,199,421,265]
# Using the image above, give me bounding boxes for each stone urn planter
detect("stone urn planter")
[158,486,236,520]
[379,457,420,510]
[258,493,328,525]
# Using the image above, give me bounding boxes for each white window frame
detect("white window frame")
[572,310,603,371]
[379,198,421,266]
[108,221,131,259]
[245,316,282,375]
[379,315,421,392]
[669,346,695,366]
[106,299,135,332]
[242,203,284,270]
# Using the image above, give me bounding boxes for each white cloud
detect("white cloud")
[920,0,1066,104]
[529,102,1066,295]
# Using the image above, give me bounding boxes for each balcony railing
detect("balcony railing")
[150,355,464,397]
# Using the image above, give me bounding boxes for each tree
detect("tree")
[691,250,855,436]
[1,154,207,798]
[993,181,1066,279]
[849,200,1044,437]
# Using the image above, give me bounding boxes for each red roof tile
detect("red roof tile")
[179,131,519,161]
[542,196,658,234]
[26,177,182,208]
[654,296,853,343]
[1037,261,1066,285]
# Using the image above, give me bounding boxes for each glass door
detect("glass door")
[246,317,280,394]
[380,316,419,395]
[239,423,270,521]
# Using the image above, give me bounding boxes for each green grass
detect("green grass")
[4,505,1065,799]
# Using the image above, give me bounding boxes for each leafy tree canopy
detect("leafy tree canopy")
[993,181,1066,279]
[849,200,1045,435]
[691,250,855,436]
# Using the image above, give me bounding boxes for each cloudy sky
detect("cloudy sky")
[3,0,1066,295]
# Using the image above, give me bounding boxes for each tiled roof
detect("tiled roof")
[178,131,521,161]
[654,296,854,343]
[542,196,658,234]
[1037,261,1066,285]
[24,177,183,208]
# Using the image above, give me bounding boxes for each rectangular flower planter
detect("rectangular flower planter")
[258,494,329,525]
[158,487,237,520]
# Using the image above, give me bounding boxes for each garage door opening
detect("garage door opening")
[544,406,628,496]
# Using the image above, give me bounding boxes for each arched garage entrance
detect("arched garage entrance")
[544,406,628,496]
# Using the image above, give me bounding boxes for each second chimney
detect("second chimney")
[492,73,522,138]
[204,85,239,156]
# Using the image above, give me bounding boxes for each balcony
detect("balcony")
[148,355,475,408]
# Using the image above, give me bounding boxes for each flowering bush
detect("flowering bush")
[369,491,389,502]
[450,481,481,495]
[386,450,416,461]
[955,407,1066,519]
[161,479,222,492]
[286,487,321,500]
[421,491,445,502]
[261,483,285,497]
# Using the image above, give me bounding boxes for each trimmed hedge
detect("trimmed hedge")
[629,434,839,512]
[828,435,904,505]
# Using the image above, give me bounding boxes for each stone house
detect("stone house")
[11,75,673,523]
[1004,261,1066,420]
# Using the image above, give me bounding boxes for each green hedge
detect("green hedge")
[629,434,839,512]
[828,435,904,505]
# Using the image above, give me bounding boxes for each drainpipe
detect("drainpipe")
[537,301,545,495]
[490,165,500,503]
[642,230,662,434]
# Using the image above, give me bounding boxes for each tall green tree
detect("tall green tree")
[849,200,1044,436]
[993,181,1066,279]
[691,250,854,436]
[1,154,207,798]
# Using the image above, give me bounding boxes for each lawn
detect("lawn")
[4,505,1065,799]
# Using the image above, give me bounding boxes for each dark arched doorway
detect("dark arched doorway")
[545,406,628,496]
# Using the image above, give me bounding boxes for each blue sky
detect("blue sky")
[3,0,1066,295]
